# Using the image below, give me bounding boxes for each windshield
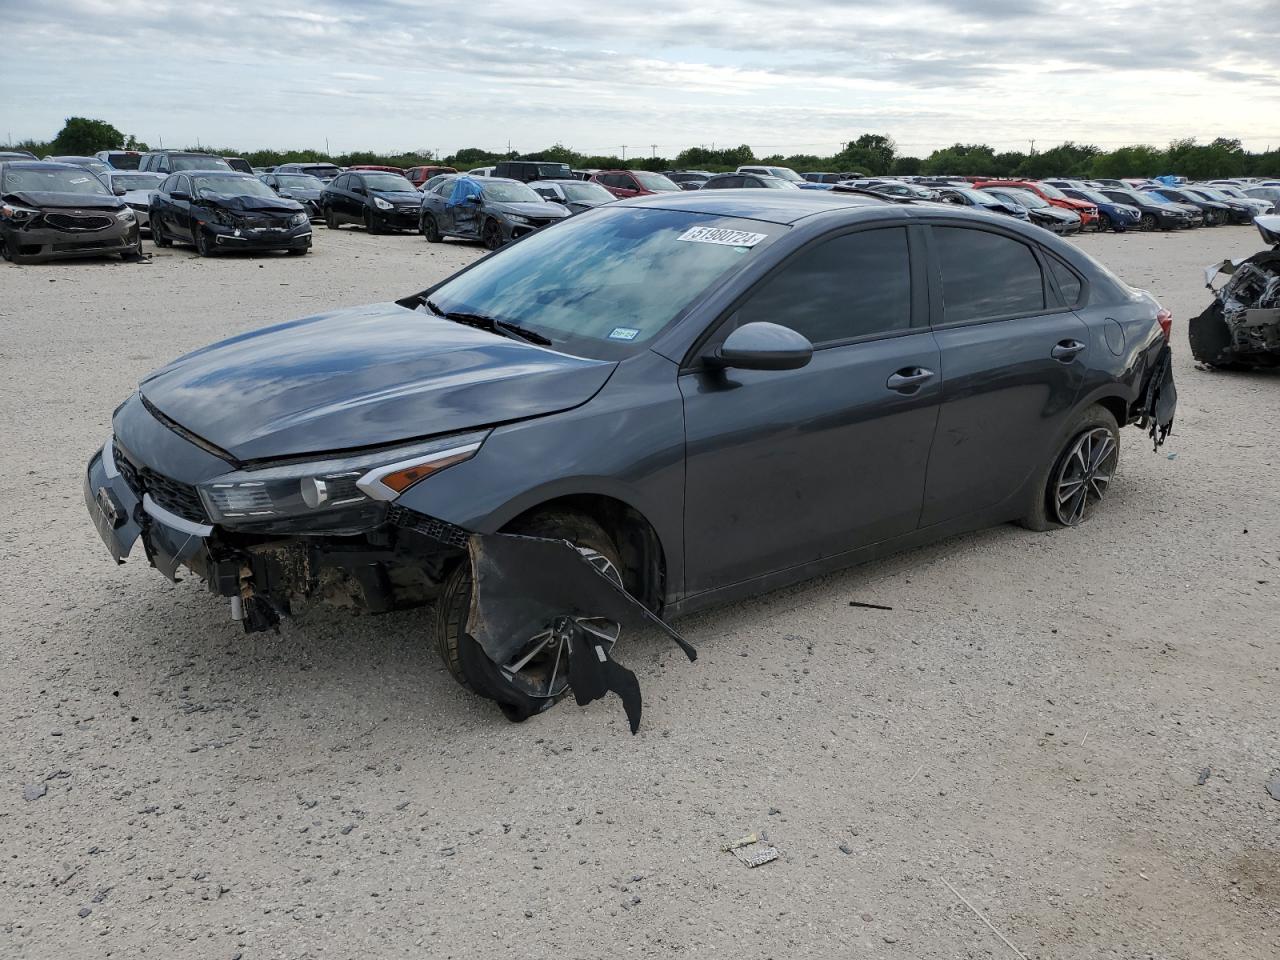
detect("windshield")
[424,207,777,359]
[762,178,800,189]
[109,173,164,191]
[275,174,324,190]
[1035,183,1067,199]
[193,176,279,199]
[536,163,572,178]
[482,181,542,203]
[3,167,111,195]
[171,155,232,172]
[560,181,614,203]
[1212,186,1244,198]
[998,188,1046,208]
[105,153,141,170]
[633,171,680,192]
[955,188,998,206]
[362,173,415,192]
[1142,191,1177,206]
[300,165,341,179]
[765,167,805,182]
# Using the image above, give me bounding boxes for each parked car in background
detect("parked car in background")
[1242,186,1280,209]
[43,155,111,178]
[494,160,573,183]
[466,166,495,178]
[0,160,141,262]
[95,150,143,170]
[419,176,570,249]
[1056,187,1142,232]
[150,171,310,256]
[274,161,342,182]
[528,178,616,213]
[590,169,682,199]
[102,170,165,234]
[803,172,858,184]
[349,164,405,175]
[1196,184,1274,217]
[843,179,938,201]
[258,171,325,220]
[1097,188,1193,231]
[934,185,1031,222]
[224,157,253,174]
[1147,185,1230,226]
[320,170,421,233]
[0,150,38,161]
[140,151,233,174]
[701,173,801,190]
[405,165,458,188]
[980,187,1082,234]
[974,180,1097,229]
[666,171,714,190]
[82,190,1177,723]
[737,165,807,184]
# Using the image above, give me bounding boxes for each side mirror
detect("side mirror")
[708,322,813,372]
[467,194,482,204]
[170,190,191,201]
[113,186,127,196]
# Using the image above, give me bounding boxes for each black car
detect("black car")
[150,171,311,256]
[258,171,325,220]
[667,171,715,190]
[84,191,1176,726]
[979,187,1082,235]
[528,178,616,214]
[493,160,574,183]
[1149,186,1231,226]
[321,171,421,233]
[138,151,233,175]
[1,161,141,263]
[274,162,342,182]
[1098,189,1191,231]
[1182,186,1258,224]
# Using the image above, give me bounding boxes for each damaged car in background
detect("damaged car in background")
[84,191,1176,731]
[1,160,141,263]
[1190,215,1280,370]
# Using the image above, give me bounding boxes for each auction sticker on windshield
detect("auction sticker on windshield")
[676,226,768,247]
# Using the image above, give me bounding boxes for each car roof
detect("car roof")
[533,178,596,185]
[185,170,255,179]
[2,160,87,172]
[617,189,891,224]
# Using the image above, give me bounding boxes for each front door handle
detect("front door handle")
[1051,339,1087,361]
[886,367,936,391]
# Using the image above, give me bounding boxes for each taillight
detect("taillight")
[1156,308,1173,342]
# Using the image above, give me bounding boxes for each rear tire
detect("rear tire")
[151,217,171,247]
[421,213,441,243]
[325,208,340,230]
[1019,405,1120,532]
[433,511,623,722]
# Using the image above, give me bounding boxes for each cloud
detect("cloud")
[2,0,1278,155]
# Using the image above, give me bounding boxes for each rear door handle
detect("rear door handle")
[1051,340,1087,361]
[886,367,936,391]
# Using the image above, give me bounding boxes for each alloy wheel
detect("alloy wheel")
[483,220,502,251]
[496,548,622,701]
[1052,427,1118,526]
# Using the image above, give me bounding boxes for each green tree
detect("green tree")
[1017,141,1099,179]
[50,117,127,155]
[921,143,996,176]
[1090,145,1164,179]
[833,133,896,175]
[891,156,922,176]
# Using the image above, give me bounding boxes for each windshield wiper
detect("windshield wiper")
[424,299,552,346]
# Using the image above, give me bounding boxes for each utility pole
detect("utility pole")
[325,137,330,156]
[650,143,657,158]
[621,145,628,161]
[1028,139,1037,155]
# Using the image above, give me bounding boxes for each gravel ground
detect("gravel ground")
[2,222,1277,959]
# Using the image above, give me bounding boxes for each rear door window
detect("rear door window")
[734,228,913,346]
[932,226,1045,324]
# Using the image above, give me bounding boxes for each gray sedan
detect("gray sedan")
[419,176,570,249]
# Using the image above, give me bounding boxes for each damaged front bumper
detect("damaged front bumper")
[1189,219,1280,369]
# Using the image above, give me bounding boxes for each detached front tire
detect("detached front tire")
[433,511,624,723]
[1020,405,1120,532]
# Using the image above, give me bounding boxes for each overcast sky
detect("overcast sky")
[3,0,1278,158]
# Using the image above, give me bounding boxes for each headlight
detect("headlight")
[373,197,393,211]
[116,208,136,222]
[507,214,530,225]
[290,212,308,226]
[197,430,488,533]
[1,203,40,222]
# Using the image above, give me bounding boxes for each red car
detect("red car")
[405,165,458,188]
[975,180,1097,228]
[589,169,682,199]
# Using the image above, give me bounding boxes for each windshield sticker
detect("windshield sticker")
[676,226,767,248]
[608,327,640,341]
[70,177,91,184]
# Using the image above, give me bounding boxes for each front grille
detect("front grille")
[45,213,113,231]
[113,441,209,524]
[388,505,469,549]
[241,215,290,229]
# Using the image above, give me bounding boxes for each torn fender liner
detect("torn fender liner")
[465,533,696,732]
[1140,341,1177,451]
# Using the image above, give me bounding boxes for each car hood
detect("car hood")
[278,187,321,200]
[138,302,617,462]
[5,190,123,211]
[372,190,422,204]
[121,189,155,205]
[492,200,570,218]
[204,194,304,214]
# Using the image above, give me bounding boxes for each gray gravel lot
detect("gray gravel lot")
[2,223,1278,959]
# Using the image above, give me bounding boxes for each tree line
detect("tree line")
[8,118,1278,181]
